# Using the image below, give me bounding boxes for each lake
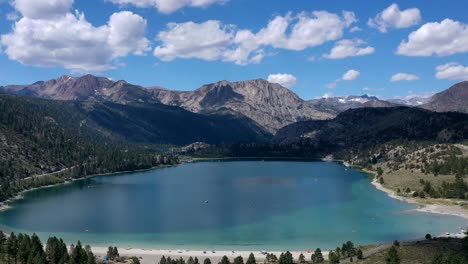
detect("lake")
[0,161,466,250]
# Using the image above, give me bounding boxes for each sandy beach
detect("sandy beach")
[371,178,468,220]
[92,248,328,264]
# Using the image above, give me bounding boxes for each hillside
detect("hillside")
[0,94,180,201]
[423,81,468,113]
[0,94,271,147]
[273,107,468,152]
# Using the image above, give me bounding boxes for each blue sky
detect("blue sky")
[0,0,467,100]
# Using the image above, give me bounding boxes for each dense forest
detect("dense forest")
[0,94,178,202]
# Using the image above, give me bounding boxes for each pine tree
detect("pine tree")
[311,248,324,263]
[6,232,18,264]
[357,249,363,260]
[246,253,256,264]
[328,251,339,264]
[386,246,400,264]
[204,258,212,264]
[234,256,244,264]
[220,255,230,264]
[299,253,305,263]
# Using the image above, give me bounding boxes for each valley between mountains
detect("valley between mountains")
[0,75,467,215]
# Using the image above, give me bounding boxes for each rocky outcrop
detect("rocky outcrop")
[148,79,333,133]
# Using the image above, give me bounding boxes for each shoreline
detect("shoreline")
[370,176,468,220]
[0,163,178,212]
[91,247,329,264]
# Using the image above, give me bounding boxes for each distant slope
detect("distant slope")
[79,100,272,144]
[306,95,397,115]
[0,94,180,181]
[273,107,468,152]
[423,81,468,113]
[0,94,271,147]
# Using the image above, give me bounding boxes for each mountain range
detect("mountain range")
[1,75,467,144]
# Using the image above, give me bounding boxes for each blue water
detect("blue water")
[0,161,465,250]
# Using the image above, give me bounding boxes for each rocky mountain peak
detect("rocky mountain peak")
[423,81,468,113]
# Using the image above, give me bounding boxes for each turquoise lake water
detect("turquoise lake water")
[0,161,466,250]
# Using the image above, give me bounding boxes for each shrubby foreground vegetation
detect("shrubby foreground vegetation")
[0,214,467,263]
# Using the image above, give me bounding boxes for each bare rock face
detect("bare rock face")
[148,79,333,133]
[0,74,158,105]
[423,81,468,113]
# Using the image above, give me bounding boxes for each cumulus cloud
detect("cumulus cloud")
[1,0,150,72]
[267,73,297,88]
[368,3,421,33]
[390,73,419,82]
[323,39,375,59]
[396,19,468,56]
[154,10,357,65]
[109,0,224,14]
[342,69,360,80]
[13,0,74,19]
[327,69,360,88]
[154,20,232,61]
[435,63,468,80]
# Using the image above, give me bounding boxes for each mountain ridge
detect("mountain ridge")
[1,75,467,135]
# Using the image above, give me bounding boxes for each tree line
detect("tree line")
[0,231,96,264]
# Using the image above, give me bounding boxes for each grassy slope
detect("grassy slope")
[358,238,467,264]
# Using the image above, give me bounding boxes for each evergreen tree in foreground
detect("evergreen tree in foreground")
[328,251,340,264]
[220,255,230,264]
[311,248,324,263]
[386,246,400,264]
[246,253,256,264]
[204,257,212,264]
[234,255,244,264]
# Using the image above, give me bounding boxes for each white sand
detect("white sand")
[371,178,468,220]
[92,248,328,264]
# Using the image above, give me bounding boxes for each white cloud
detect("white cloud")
[323,39,375,59]
[108,12,150,57]
[327,69,360,89]
[154,10,356,65]
[350,26,362,32]
[13,0,74,19]
[435,63,468,81]
[390,73,419,82]
[368,3,421,33]
[397,19,468,56]
[1,1,150,72]
[363,87,384,91]
[108,0,224,14]
[267,73,297,88]
[154,20,233,61]
[342,69,360,80]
